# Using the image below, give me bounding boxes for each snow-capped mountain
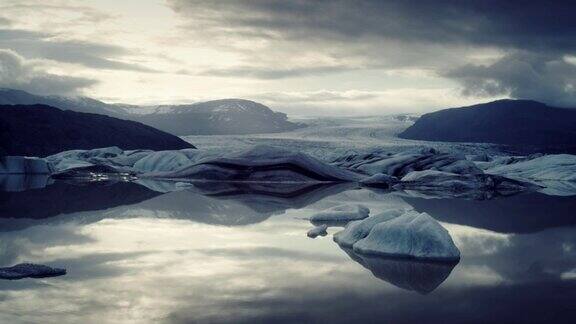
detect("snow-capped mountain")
[0,88,303,135]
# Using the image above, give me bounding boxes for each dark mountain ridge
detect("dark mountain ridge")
[399,99,576,146]
[0,104,194,157]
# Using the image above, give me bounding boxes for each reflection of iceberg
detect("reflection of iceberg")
[0,179,353,230]
[187,181,356,215]
[404,192,576,234]
[0,175,53,192]
[341,247,457,294]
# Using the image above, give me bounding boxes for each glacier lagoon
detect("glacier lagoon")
[1,115,576,323]
[0,179,575,323]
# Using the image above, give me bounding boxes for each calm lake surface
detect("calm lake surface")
[1,180,575,323]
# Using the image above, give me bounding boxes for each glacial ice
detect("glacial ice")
[309,204,370,223]
[0,156,50,174]
[0,263,66,280]
[334,210,460,261]
[150,145,363,182]
[132,149,199,172]
[484,154,576,182]
[332,147,483,177]
[307,224,328,238]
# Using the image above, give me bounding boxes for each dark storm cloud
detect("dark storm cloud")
[169,0,576,104]
[0,49,97,95]
[445,52,576,107]
[169,0,576,52]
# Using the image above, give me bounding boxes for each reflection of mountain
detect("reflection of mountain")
[0,181,160,220]
[341,247,457,294]
[404,192,576,233]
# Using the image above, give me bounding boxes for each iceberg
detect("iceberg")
[0,263,66,280]
[0,156,50,174]
[335,210,460,261]
[333,147,482,177]
[307,224,328,238]
[150,145,362,182]
[397,170,536,198]
[309,204,370,223]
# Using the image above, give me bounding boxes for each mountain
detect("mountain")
[0,88,303,135]
[125,99,302,135]
[398,99,576,146]
[0,104,195,157]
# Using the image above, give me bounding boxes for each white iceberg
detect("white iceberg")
[309,204,370,222]
[334,210,460,261]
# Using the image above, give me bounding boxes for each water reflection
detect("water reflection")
[340,247,457,294]
[0,178,574,322]
[404,192,576,233]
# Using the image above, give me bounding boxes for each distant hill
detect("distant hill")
[399,99,576,146]
[0,88,303,135]
[0,104,195,157]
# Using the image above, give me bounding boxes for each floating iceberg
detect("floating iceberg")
[397,170,536,198]
[335,210,460,261]
[307,224,328,238]
[0,263,66,280]
[0,156,50,174]
[333,147,482,177]
[150,145,362,182]
[309,205,370,224]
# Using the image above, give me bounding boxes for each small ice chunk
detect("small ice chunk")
[307,224,328,238]
[0,263,66,280]
[309,204,370,222]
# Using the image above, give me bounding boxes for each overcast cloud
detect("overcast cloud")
[0,0,574,113]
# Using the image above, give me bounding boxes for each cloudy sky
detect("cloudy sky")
[1,0,575,115]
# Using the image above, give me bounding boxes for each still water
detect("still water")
[0,180,575,323]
